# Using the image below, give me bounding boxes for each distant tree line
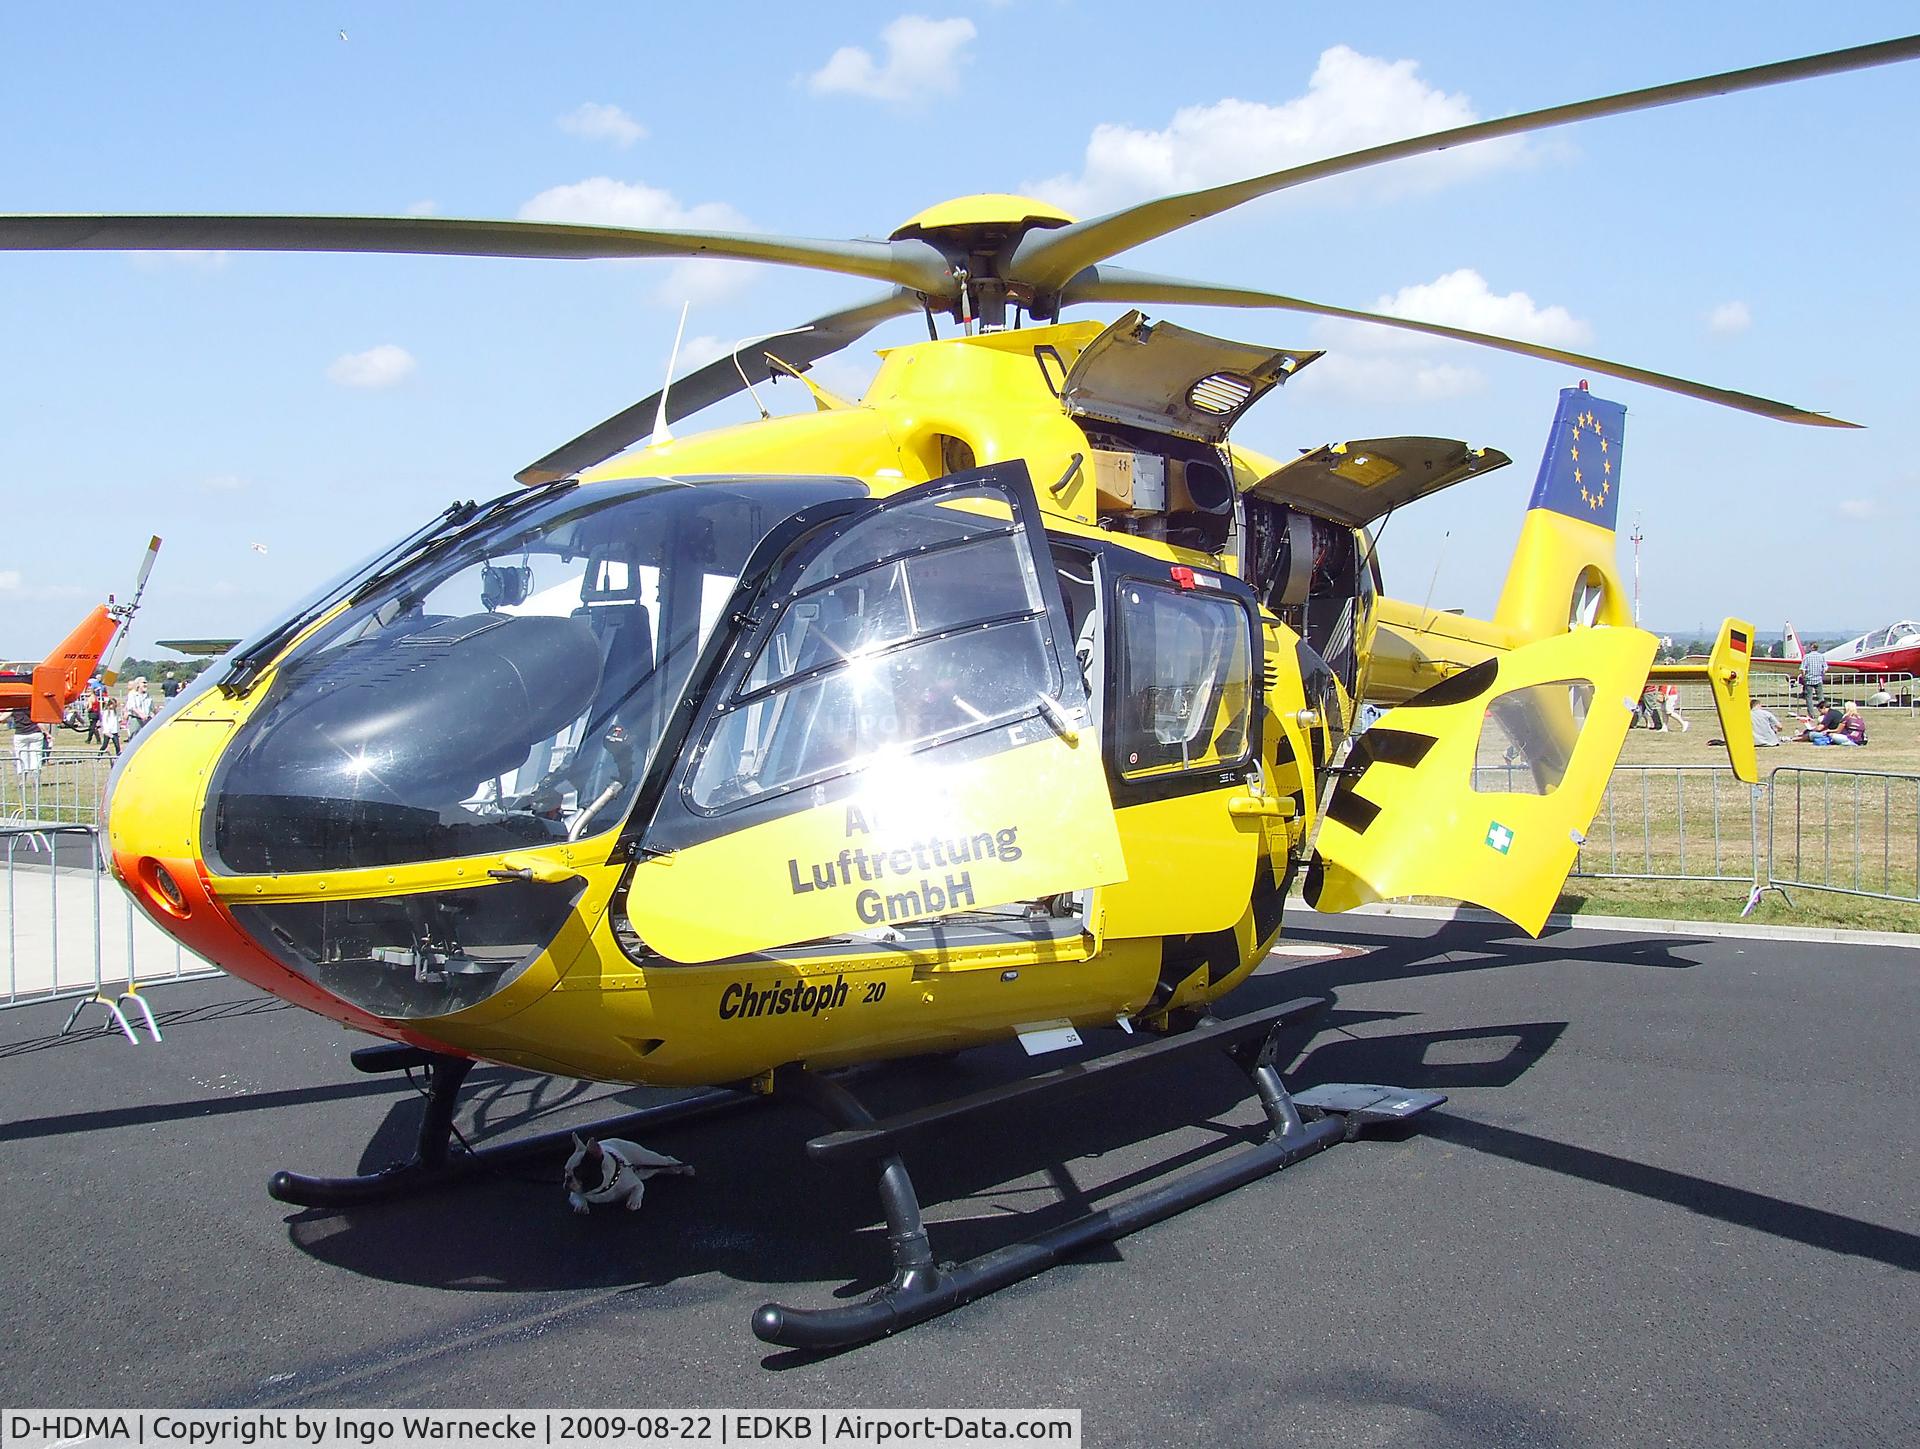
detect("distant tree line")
[114,656,217,686]
[1656,638,1792,662]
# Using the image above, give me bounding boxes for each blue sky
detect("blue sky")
[3,2,1916,657]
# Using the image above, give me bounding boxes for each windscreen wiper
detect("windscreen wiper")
[219,480,576,696]
[343,481,576,611]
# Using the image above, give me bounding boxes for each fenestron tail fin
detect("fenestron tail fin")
[1367,385,1637,703]
[1491,385,1633,643]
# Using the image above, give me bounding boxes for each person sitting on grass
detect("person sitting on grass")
[1751,698,1784,748]
[1793,704,1843,742]
[1805,702,1867,747]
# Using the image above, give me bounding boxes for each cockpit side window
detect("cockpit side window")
[687,486,1061,814]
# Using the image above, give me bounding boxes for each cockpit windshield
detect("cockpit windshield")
[207,476,864,873]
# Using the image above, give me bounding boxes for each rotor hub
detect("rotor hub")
[888,193,1076,246]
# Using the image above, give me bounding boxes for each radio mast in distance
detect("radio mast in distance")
[1630,514,1644,626]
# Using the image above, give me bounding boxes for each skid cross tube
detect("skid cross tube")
[807,996,1331,1166]
[754,997,1353,1350]
[268,1051,756,1209]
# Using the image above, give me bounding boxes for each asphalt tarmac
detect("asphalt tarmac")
[2,914,1913,1447]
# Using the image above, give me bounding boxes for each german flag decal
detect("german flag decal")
[1730,629,1750,654]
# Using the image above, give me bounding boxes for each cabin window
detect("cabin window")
[1472,680,1594,796]
[688,485,1063,813]
[1111,580,1253,779]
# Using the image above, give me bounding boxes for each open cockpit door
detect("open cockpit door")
[1247,437,1511,528]
[1306,626,1657,936]
[624,463,1125,964]
[1060,311,1318,443]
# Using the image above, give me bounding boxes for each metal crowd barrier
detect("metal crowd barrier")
[1684,670,1918,718]
[1574,764,1764,884]
[2,747,115,826]
[1767,766,1920,904]
[2,823,220,1042]
[1471,760,1919,908]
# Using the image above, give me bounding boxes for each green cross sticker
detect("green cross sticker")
[1485,821,1515,854]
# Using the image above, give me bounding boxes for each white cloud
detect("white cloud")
[1027,45,1534,216]
[198,473,250,494]
[1837,498,1879,521]
[405,199,439,218]
[519,177,758,302]
[1707,300,1752,335]
[327,344,416,388]
[675,335,732,372]
[806,16,976,103]
[519,176,748,234]
[0,570,86,600]
[558,102,647,148]
[1292,268,1589,402]
[1369,268,1591,346]
[1294,351,1488,402]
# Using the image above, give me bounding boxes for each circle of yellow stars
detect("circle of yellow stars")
[1569,408,1613,512]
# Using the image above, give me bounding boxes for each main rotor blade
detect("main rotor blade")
[1062,266,1861,428]
[515,288,921,485]
[1011,34,1920,294]
[102,535,163,679]
[0,214,954,294]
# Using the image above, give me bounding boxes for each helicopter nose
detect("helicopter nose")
[104,711,397,1031]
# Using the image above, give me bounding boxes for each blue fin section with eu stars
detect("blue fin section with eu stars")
[1527,386,1624,530]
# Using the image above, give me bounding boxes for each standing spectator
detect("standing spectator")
[1750,698,1783,748]
[160,670,180,699]
[97,696,121,756]
[1661,683,1690,733]
[1801,642,1827,712]
[124,678,154,739]
[84,691,102,745]
[11,708,46,776]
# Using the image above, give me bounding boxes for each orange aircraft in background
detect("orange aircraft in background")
[0,536,161,724]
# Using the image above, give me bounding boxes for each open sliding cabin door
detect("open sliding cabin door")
[624,464,1124,965]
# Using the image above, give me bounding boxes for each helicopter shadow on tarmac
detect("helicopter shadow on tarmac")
[281,920,1702,1301]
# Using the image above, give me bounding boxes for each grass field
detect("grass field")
[1567,696,1920,931]
[1,725,116,826]
[7,705,1917,933]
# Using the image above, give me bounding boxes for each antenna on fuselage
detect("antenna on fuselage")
[730,325,814,420]
[651,302,691,446]
[1419,530,1451,629]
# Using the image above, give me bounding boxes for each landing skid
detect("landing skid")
[267,1044,755,1209]
[753,997,1444,1350]
[266,1005,1442,1350]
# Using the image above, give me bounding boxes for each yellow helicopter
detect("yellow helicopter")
[8,33,1913,1349]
